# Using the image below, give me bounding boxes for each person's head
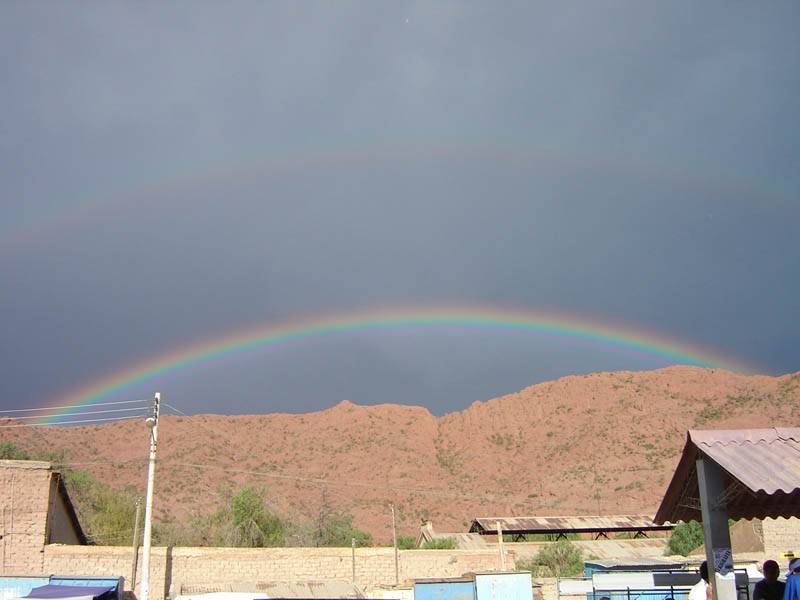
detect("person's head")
[763,560,779,583]
[699,561,709,583]
[789,557,800,574]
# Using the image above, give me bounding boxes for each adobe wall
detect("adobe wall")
[44,545,169,599]
[43,545,510,599]
[0,461,52,574]
[761,517,800,559]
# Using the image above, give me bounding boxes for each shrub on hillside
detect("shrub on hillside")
[0,442,30,460]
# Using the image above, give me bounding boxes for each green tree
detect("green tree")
[214,486,286,547]
[309,491,373,547]
[666,521,705,556]
[518,540,584,577]
[313,512,373,547]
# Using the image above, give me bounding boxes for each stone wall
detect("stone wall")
[761,517,800,559]
[42,544,509,599]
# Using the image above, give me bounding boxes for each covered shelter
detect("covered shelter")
[468,515,673,540]
[654,428,800,600]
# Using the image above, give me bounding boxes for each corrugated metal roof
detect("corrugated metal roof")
[509,538,670,561]
[655,428,800,524]
[572,538,670,560]
[179,582,365,599]
[439,533,489,550]
[469,515,671,534]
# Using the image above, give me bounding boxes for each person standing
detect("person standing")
[690,562,712,600]
[784,558,800,600]
[754,560,785,600]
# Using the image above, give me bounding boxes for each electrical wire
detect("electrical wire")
[0,398,151,414]
[161,459,497,502]
[7,399,507,506]
[58,457,149,468]
[8,406,154,421]
[0,414,150,428]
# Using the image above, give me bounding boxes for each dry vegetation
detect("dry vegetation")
[2,366,798,543]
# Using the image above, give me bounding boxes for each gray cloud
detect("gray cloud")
[1,1,798,416]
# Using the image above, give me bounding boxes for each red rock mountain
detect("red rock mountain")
[3,366,798,542]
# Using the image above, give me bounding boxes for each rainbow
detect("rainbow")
[0,139,780,258]
[33,305,757,424]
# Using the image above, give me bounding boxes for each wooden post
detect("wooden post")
[391,504,399,585]
[498,522,506,570]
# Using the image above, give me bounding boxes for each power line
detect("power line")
[59,457,149,468]
[162,459,497,502]
[0,414,149,428]
[9,406,153,421]
[0,399,151,414]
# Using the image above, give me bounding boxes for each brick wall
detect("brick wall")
[761,517,800,559]
[42,545,508,599]
[0,461,52,574]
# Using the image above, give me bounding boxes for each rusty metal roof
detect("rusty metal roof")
[178,582,365,598]
[469,515,672,535]
[654,428,800,524]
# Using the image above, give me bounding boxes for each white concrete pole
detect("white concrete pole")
[697,457,737,600]
[140,393,160,600]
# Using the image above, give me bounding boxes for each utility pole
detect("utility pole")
[130,498,142,591]
[140,393,160,600]
[391,504,399,585]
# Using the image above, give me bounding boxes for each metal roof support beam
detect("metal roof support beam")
[697,457,736,600]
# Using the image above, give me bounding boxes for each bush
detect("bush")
[667,521,705,556]
[517,540,584,577]
[313,512,373,547]
[666,520,733,557]
[422,537,458,549]
[0,442,30,460]
[397,535,417,549]
[213,486,287,547]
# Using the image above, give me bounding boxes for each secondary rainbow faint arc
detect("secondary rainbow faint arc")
[35,306,756,423]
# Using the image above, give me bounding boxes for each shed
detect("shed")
[584,558,689,577]
[468,516,673,540]
[655,428,800,524]
[467,571,532,600]
[654,428,800,600]
[413,578,475,600]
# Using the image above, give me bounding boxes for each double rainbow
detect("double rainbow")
[33,305,756,424]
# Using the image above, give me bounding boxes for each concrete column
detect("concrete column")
[697,457,737,600]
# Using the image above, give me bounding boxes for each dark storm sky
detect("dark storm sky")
[1,2,798,418]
